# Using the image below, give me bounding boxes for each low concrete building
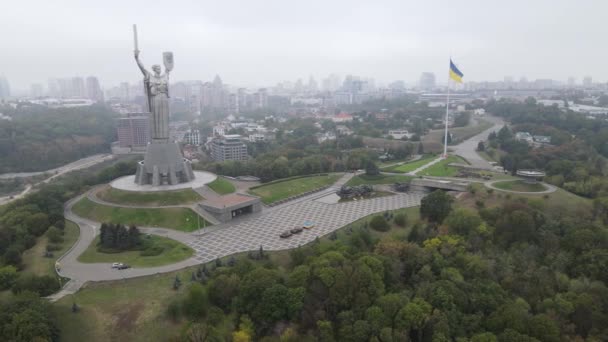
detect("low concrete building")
[199,193,262,222]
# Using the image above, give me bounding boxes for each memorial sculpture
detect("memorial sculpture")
[132,24,195,185]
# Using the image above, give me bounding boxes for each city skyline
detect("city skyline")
[2,0,608,90]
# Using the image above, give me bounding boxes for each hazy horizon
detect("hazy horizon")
[2,0,607,90]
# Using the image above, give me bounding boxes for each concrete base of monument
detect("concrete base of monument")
[110,171,217,192]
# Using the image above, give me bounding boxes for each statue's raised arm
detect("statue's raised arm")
[134,50,149,77]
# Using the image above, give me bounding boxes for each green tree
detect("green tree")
[182,283,208,319]
[370,216,390,232]
[394,213,408,227]
[0,265,17,290]
[420,190,453,223]
[444,208,482,236]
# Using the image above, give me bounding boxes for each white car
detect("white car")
[111,262,121,269]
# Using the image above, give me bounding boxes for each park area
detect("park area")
[416,155,467,177]
[491,180,547,192]
[206,177,236,195]
[96,187,202,206]
[21,220,80,277]
[346,174,413,186]
[381,155,437,173]
[77,235,193,267]
[72,198,208,232]
[249,174,340,204]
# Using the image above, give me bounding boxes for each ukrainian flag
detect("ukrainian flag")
[449,59,464,83]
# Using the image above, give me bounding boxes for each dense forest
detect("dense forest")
[0,104,117,173]
[163,190,608,341]
[0,160,137,341]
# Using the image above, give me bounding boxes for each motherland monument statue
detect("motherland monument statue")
[132,24,195,186]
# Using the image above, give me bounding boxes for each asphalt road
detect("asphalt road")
[451,116,505,169]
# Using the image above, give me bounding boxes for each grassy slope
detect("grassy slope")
[381,155,437,173]
[72,198,207,232]
[207,177,236,195]
[416,155,467,177]
[492,180,547,192]
[249,174,341,204]
[53,204,422,342]
[346,174,413,186]
[97,187,202,206]
[21,221,80,277]
[77,235,193,267]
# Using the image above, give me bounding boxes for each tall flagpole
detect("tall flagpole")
[443,61,451,158]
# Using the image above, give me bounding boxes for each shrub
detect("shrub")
[394,213,408,227]
[12,274,60,296]
[46,226,64,244]
[370,216,390,232]
[0,265,18,290]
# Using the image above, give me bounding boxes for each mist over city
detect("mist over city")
[1,1,608,342]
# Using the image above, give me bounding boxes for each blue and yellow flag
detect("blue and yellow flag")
[449,59,464,83]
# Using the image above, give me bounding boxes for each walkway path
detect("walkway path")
[485,180,557,194]
[406,156,443,176]
[0,154,114,206]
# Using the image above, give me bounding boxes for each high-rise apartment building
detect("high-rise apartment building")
[116,113,150,149]
[209,135,249,161]
[86,76,103,101]
[419,72,436,90]
[30,83,44,98]
[0,76,10,99]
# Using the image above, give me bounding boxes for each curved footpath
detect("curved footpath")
[50,173,424,300]
[485,180,557,194]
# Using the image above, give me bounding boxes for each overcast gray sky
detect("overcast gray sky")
[2,0,607,90]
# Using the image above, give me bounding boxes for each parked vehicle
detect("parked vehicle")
[117,264,131,270]
[290,227,303,234]
[111,262,121,269]
[280,230,293,238]
[303,220,315,229]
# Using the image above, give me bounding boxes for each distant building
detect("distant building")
[473,108,486,115]
[533,135,551,144]
[86,76,103,102]
[213,125,227,137]
[116,114,150,150]
[316,131,337,143]
[419,72,436,90]
[209,135,249,161]
[336,125,353,136]
[515,131,534,144]
[332,112,353,123]
[0,76,10,99]
[388,129,413,140]
[583,76,593,88]
[30,83,44,98]
[184,128,201,146]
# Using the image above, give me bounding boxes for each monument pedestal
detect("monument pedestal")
[134,140,195,186]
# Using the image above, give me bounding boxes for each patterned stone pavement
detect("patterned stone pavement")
[186,191,424,263]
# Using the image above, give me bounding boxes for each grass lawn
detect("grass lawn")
[77,235,193,267]
[381,155,438,173]
[346,174,413,186]
[249,174,341,204]
[72,198,207,232]
[449,119,493,143]
[416,155,467,177]
[492,180,547,192]
[52,268,197,342]
[97,187,202,206]
[207,177,236,195]
[459,186,591,218]
[21,220,80,277]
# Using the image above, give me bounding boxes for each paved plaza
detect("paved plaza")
[186,191,424,262]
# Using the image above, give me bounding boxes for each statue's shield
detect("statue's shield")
[163,52,174,72]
